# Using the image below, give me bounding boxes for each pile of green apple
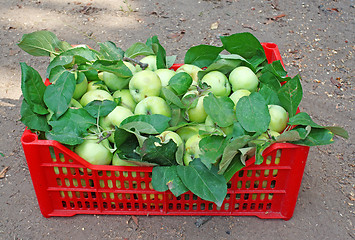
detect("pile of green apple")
[18,31,348,206]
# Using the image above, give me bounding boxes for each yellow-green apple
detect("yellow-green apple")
[183,134,202,166]
[154,68,176,87]
[134,96,171,117]
[73,72,88,99]
[229,89,251,109]
[156,130,183,147]
[79,89,114,106]
[112,153,139,166]
[69,98,82,108]
[229,66,259,92]
[176,126,200,142]
[136,55,157,71]
[201,71,231,96]
[101,61,136,91]
[113,89,137,112]
[74,136,113,165]
[129,70,162,102]
[268,105,288,133]
[176,64,202,86]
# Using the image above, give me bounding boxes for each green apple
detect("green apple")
[229,66,259,92]
[87,80,109,92]
[102,62,136,91]
[268,105,289,133]
[100,106,134,142]
[112,153,139,166]
[176,64,202,86]
[74,136,113,165]
[229,89,251,109]
[113,89,137,112]
[183,134,202,166]
[73,72,88,99]
[156,131,183,147]
[129,70,162,103]
[69,98,82,108]
[204,115,233,135]
[79,89,114,106]
[187,95,207,123]
[201,71,231,96]
[78,64,100,81]
[134,96,171,117]
[136,55,157,71]
[176,126,200,142]
[154,68,176,87]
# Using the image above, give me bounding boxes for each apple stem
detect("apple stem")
[123,57,149,70]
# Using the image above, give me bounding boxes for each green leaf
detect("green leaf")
[276,126,311,142]
[258,84,281,105]
[199,135,228,169]
[98,41,124,61]
[235,92,271,132]
[203,93,236,127]
[161,87,186,109]
[230,122,248,138]
[120,114,171,134]
[184,45,224,68]
[140,137,178,166]
[220,32,267,68]
[116,133,141,160]
[177,159,227,207]
[223,154,244,181]
[259,61,290,90]
[151,166,188,196]
[62,47,98,64]
[20,100,50,132]
[168,72,193,95]
[47,108,95,145]
[146,36,167,69]
[20,63,48,115]
[166,55,177,68]
[92,60,133,78]
[219,135,252,174]
[288,112,323,128]
[43,71,76,118]
[124,42,155,58]
[292,128,334,146]
[18,30,64,56]
[324,126,349,139]
[84,100,117,118]
[48,65,67,83]
[46,55,74,77]
[277,75,303,118]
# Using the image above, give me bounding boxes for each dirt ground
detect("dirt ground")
[0,0,354,239]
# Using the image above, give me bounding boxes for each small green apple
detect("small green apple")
[176,126,200,142]
[78,64,100,81]
[156,131,183,147]
[176,64,202,86]
[229,66,259,92]
[74,136,113,165]
[100,106,134,143]
[86,81,108,92]
[187,95,207,123]
[229,89,251,109]
[129,70,162,103]
[113,89,137,112]
[79,89,114,106]
[268,105,289,133]
[154,68,176,87]
[201,71,231,96]
[136,55,157,71]
[69,98,82,108]
[102,62,136,91]
[73,72,88,100]
[112,153,139,166]
[134,96,171,117]
[183,134,202,166]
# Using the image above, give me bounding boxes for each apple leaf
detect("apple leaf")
[168,72,193,96]
[84,100,117,118]
[48,65,67,83]
[220,32,267,68]
[161,87,186,109]
[20,100,50,132]
[166,55,177,68]
[120,114,171,134]
[146,36,167,69]
[259,60,290,90]
[277,75,303,118]
[98,41,124,61]
[124,42,155,58]
[17,30,65,56]
[324,126,349,139]
[276,126,311,142]
[184,45,224,68]
[203,93,236,128]
[44,71,76,118]
[92,60,133,78]
[151,166,189,196]
[177,159,227,207]
[198,58,243,80]
[116,133,142,161]
[62,47,98,64]
[47,108,95,145]
[199,135,229,169]
[291,128,335,146]
[235,92,271,133]
[140,137,178,166]
[46,55,74,78]
[223,153,244,181]
[218,135,252,174]
[20,62,48,115]
[254,141,272,165]
[258,84,281,105]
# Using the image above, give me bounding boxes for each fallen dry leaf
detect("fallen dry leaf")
[210,21,219,30]
[242,24,257,31]
[131,216,139,226]
[167,30,185,41]
[265,13,286,24]
[0,166,9,179]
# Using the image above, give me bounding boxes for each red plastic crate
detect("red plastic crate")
[21,43,310,220]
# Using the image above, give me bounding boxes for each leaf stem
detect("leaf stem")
[123,57,148,70]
